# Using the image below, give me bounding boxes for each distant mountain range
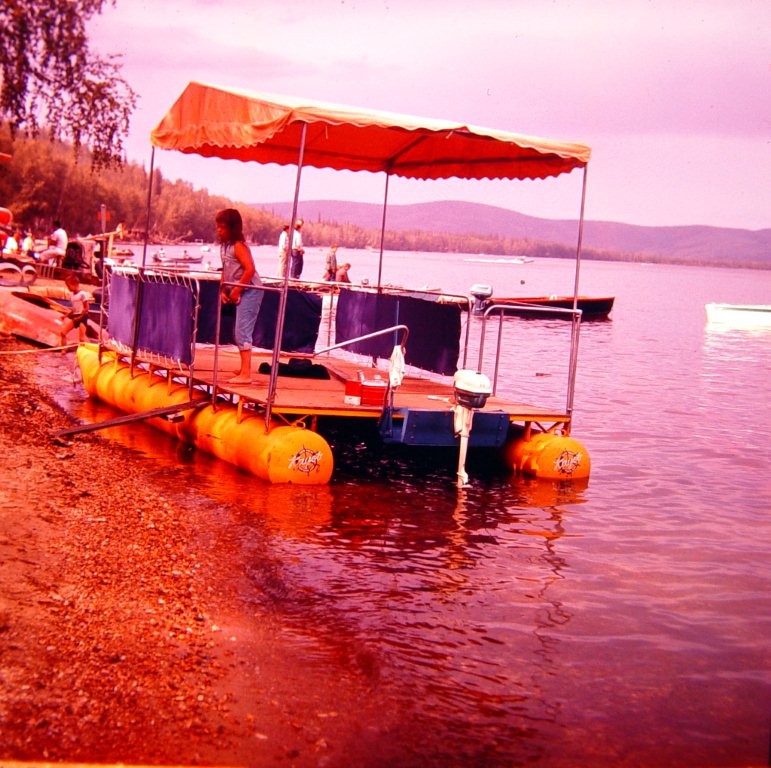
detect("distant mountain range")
[257,200,771,268]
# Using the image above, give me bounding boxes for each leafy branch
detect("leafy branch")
[0,0,137,168]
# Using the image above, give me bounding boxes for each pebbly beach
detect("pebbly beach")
[0,335,394,767]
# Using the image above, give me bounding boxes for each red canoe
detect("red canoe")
[0,288,98,347]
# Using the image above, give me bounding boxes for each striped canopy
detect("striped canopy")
[151,81,590,181]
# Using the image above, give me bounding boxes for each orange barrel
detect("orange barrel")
[135,375,203,439]
[77,344,333,484]
[231,416,333,484]
[504,432,591,480]
[77,343,105,394]
[184,405,242,466]
[186,406,333,484]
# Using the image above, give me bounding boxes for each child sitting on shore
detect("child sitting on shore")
[60,273,90,347]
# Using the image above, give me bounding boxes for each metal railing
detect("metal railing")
[313,323,409,357]
[477,302,583,418]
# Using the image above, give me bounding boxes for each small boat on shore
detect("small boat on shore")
[705,303,771,329]
[0,287,100,347]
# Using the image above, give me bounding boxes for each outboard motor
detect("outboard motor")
[452,369,492,488]
[62,241,87,270]
[453,369,492,410]
[469,283,493,314]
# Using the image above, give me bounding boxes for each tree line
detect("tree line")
[0,132,277,243]
[1,134,593,259]
[7,132,748,269]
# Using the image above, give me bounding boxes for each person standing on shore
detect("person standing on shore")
[59,273,90,346]
[217,208,263,385]
[290,218,304,279]
[277,225,289,277]
[323,244,338,281]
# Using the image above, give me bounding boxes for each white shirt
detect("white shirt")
[51,227,68,252]
[69,288,90,316]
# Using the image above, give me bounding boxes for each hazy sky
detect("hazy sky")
[88,0,770,230]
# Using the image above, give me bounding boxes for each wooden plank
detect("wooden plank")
[54,400,208,437]
[118,346,570,425]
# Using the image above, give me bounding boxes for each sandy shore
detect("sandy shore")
[0,335,393,767]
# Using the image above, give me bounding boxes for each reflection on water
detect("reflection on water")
[64,381,585,765]
[234,476,578,765]
[703,322,771,360]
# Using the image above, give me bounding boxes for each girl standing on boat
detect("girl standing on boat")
[216,208,263,385]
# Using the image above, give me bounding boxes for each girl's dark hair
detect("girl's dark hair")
[215,208,245,243]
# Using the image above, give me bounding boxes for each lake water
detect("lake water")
[45,249,771,766]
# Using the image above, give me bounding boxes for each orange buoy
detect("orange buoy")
[505,431,591,480]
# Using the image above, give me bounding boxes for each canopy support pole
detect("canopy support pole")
[571,164,588,307]
[141,146,155,269]
[265,123,308,428]
[566,164,589,418]
[376,170,391,292]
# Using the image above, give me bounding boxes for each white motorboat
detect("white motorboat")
[705,303,771,329]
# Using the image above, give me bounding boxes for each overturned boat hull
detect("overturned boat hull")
[0,287,97,347]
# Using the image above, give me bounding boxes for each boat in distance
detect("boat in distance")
[152,248,204,265]
[493,295,615,320]
[705,302,771,328]
[469,285,614,320]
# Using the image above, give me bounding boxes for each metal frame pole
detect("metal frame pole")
[265,123,307,428]
[566,165,589,417]
[376,171,391,292]
[141,147,155,269]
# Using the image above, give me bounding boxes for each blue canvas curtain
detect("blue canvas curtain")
[334,290,461,375]
[107,274,459,372]
[108,273,196,364]
[195,280,322,353]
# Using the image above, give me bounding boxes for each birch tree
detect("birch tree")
[0,0,137,168]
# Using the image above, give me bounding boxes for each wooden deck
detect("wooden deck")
[185,347,570,426]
